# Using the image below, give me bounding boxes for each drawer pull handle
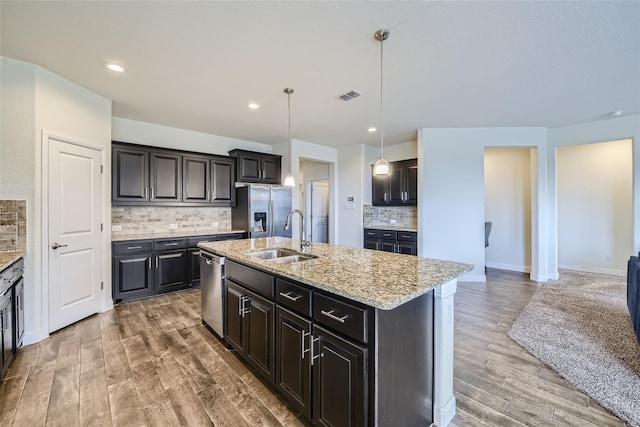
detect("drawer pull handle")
[164,243,179,246]
[310,335,321,365]
[302,331,311,359]
[279,291,302,302]
[320,309,348,323]
[127,246,142,250]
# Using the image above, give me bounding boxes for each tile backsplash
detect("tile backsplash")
[363,204,417,229]
[0,200,27,251]
[111,206,232,237]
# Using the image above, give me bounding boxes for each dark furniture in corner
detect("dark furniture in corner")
[0,257,24,383]
[364,228,417,256]
[627,255,640,343]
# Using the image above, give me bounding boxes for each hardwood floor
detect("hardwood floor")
[0,269,628,426]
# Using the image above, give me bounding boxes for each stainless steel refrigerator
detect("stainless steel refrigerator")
[232,184,292,238]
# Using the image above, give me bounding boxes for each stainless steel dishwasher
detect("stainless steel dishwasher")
[200,250,224,338]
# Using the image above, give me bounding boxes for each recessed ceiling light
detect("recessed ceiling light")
[368,127,377,133]
[248,103,259,109]
[104,62,124,72]
[609,110,623,116]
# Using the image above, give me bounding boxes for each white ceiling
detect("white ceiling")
[2,1,639,148]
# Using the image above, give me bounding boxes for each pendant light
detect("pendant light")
[373,29,390,176]
[283,88,296,187]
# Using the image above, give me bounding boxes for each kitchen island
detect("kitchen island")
[199,237,472,427]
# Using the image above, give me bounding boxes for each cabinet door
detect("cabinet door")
[388,162,405,205]
[261,156,281,184]
[371,166,388,206]
[275,307,312,417]
[113,254,154,302]
[380,240,396,253]
[187,248,202,287]
[183,155,210,203]
[313,325,367,427]
[14,279,24,349]
[154,250,188,293]
[112,146,149,202]
[397,241,417,256]
[225,280,246,353]
[245,290,275,381]
[236,153,262,182]
[150,152,182,202]
[405,160,418,205]
[0,294,14,377]
[211,157,236,206]
[364,238,380,250]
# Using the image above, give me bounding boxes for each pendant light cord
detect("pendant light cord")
[288,90,292,165]
[380,33,384,158]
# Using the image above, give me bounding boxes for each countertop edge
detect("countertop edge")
[0,251,26,272]
[111,229,245,242]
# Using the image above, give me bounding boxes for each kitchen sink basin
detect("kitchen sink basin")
[247,248,318,263]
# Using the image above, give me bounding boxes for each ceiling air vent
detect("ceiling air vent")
[336,90,361,101]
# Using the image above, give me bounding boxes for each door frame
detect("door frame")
[40,130,111,338]
[305,179,329,243]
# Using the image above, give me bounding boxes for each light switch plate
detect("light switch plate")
[169,224,178,229]
[212,222,219,227]
[111,225,122,231]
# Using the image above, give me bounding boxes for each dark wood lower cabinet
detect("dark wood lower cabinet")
[225,280,275,381]
[275,307,312,418]
[155,250,188,293]
[113,253,155,302]
[313,325,367,427]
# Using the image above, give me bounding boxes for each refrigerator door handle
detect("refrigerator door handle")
[269,200,274,237]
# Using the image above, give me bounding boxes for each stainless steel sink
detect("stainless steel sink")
[247,248,318,264]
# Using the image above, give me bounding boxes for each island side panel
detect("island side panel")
[433,279,457,426]
[375,290,434,426]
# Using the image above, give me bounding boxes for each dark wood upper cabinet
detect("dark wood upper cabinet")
[229,149,281,184]
[182,155,210,204]
[112,146,149,202]
[211,157,236,206]
[150,152,182,202]
[372,158,417,206]
[113,142,237,207]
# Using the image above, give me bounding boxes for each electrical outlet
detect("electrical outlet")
[169,224,178,229]
[111,225,122,232]
[212,222,219,227]
[390,219,396,224]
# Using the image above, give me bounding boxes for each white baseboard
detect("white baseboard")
[433,394,456,427]
[558,264,626,277]
[458,272,486,283]
[23,329,49,345]
[529,273,548,283]
[486,262,531,273]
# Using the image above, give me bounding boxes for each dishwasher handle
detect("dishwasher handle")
[200,251,224,266]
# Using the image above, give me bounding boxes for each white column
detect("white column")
[433,278,457,426]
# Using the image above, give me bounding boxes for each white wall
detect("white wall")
[557,139,633,275]
[112,117,272,155]
[418,128,548,282]
[484,147,532,272]
[1,57,112,343]
[547,115,640,278]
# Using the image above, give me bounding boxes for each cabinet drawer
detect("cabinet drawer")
[153,238,187,251]
[379,230,397,240]
[226,260,274,298]
[276,278,311,317]
[397,231,417,242]
[364,229,380,239]
[313,293,367,343]
[187,235,218,247]
[113,240,153,255]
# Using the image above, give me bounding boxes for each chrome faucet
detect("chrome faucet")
[284,209,310,251]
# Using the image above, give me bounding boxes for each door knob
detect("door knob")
[51,243,68,249]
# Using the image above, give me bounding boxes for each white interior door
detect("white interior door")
[48,136,102,332]
[310,180,329,243]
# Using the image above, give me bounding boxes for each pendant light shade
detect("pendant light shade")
[283,88,295,187]
[373,29,390,176]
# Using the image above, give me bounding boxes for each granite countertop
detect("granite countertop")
[112,229,245,241]
[0,251,26,272]
[364,225,418,232]
[198,237,472,310]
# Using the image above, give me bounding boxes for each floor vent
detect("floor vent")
[336,90,361,101]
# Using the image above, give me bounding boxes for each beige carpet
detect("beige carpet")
[508,270,640,427]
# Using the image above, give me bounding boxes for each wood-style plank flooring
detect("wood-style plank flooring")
[0,269,628,426]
